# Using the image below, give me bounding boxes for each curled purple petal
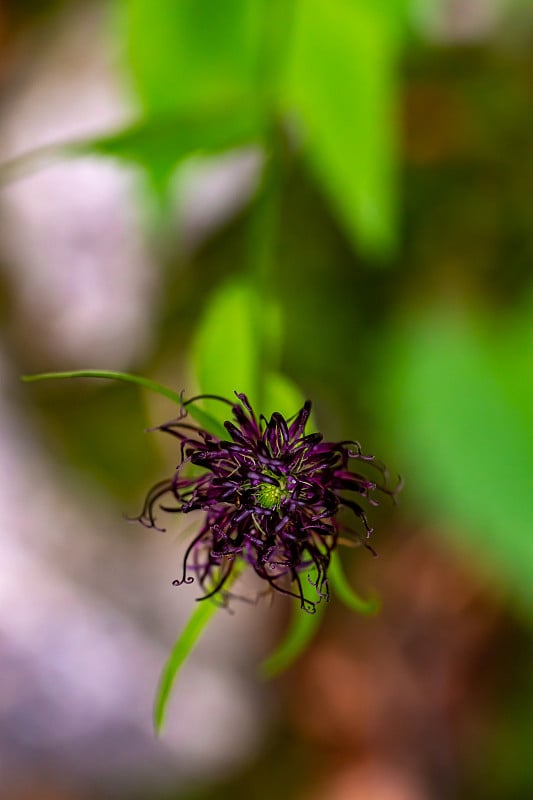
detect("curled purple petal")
[135,394,399,611]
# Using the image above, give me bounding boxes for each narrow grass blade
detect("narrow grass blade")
[328,550,380,615]
[22,370,227,438]
[260,600,325,679]
[153,596,220,734]
[154,562,244,734]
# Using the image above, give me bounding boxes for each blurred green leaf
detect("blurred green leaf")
[85,108,262,200]
[495,292,533,433]
[284,0,403,257]
[193,277,309,425]
[386,309,533,610]
[110,0,302,200]
[87,111,260,163]
[117,0,265,116]
[193,276,262,418]
[262,370,307,420]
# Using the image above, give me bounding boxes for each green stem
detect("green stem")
[0,141,86,188]
[23,369,182,402]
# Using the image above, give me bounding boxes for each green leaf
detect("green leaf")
[87,111,261,163]
[84,109,263,200]
[193,276,262,420]
[193,275,311,424]
[260,599,325,679]
[262,371,307,420]
[284,0,403,256]
[328,550,380,615]
[22,370,226,438]
[385,309,533,611]
[116,0,266,117]
[0,107,262,198]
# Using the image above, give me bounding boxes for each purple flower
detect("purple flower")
[137,393,396,613]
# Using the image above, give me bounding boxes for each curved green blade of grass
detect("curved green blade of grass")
[328,550,380,615]
[260,598,326,679]
[22,370,227,438]
[154,563,244,734]
[154,596,220,734]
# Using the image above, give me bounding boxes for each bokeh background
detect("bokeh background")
[1,1,532,798]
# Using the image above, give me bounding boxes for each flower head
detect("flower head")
[137,393,396,613]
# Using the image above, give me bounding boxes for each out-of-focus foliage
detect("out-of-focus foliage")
[86,110,263,198]
[192,274,304,420]
[120,0,266,116]
[284,0,403,255]
[193,276,263,414]
[383,305,533,610]
[105,0,400,251]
